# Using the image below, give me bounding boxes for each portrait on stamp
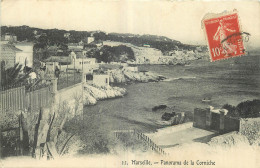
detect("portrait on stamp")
[203,12,245,61]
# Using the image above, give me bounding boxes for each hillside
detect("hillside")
[1,25,206,54]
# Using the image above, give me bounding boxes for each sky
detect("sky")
[1,0,260,46]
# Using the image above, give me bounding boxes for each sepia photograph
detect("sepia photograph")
[0,0,259,167]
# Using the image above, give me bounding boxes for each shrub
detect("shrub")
[224,99,260,118]
[236,99,260,118]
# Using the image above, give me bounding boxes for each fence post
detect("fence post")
[219,110,225,133]
[0,128,2,158]
[19,112,24,156]
[51,78,58,94]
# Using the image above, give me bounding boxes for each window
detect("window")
[105,78,108,84]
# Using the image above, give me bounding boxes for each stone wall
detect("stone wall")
[54,83,83,118]
[224,117,240,134]
[193,108,207,129]
[193,108,240,133]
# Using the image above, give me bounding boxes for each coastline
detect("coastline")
[84,69,166,106]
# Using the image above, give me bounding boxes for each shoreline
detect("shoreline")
[84,69,166,106]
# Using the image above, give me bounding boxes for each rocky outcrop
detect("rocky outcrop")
[108,69,166,84]
[84,84,127,105]
[239,118,260,145]
[208,131,250,147]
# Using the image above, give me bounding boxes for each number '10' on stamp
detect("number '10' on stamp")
[202,11,245,61]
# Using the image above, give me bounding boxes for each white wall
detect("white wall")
[93,75,109,87]
[15,43,33,67]
[87,37,95,44]
[73,58,97,70]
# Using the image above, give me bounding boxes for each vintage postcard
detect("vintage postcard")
[0,0,259,168]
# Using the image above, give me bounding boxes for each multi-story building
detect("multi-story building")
[0,44,22,69]
[1,34,17,44]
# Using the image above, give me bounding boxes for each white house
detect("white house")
[2,34,17,43]
[143,44,151,48]
[87,37,95,44]
[93,74,109,87]
[74,58,97,72]
[68,51,98,72]
[1,44,22,69]
[15,42,34,68]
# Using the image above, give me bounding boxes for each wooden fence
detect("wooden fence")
[0,86,26,112]
[114,129,168,155]
[25,87,52,111]
[0,86,52,113]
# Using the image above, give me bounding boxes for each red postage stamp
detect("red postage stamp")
[203,12,245,61]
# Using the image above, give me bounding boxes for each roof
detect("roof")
[1,44,23,52]
[69,48,82,52]
[15,42,34,46]
[44,56,71,64]
[68,43,83,47]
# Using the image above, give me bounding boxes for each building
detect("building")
[69,51,98,72]
[193,107,238,134]
[93,74,109,87]
[68,43,84,50]
[87,37,95,44]
[44,56,71,65]
[0,44,22,69]
[1,34,17,43]
[64,33,70,38]
[75,58,96,67]
[15,42,34,68]
[143,44,151,48]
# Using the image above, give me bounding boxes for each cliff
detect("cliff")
[103,41,208,65]
[84,84,127,105]
[108,69,166,84]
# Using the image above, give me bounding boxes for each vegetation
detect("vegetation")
[0,62,29,88]
[223,99,260,118]
[96,45,135,63]
[63,114,113,154]
[1,25,205,57]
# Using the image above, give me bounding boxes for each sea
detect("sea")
[83,55,260,133]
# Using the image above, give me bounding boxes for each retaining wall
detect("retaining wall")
[193,108,207,129]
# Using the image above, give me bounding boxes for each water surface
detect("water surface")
[83,55,260,133]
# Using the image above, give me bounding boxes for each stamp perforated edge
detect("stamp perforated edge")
[201,9,247,62]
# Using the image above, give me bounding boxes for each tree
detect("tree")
[222,104,237,117]
[236,99,260,118]
[224,100,260,118]
[95,45,135,63]
[0,63,29,88]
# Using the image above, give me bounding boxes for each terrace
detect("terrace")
[57,71,82,90]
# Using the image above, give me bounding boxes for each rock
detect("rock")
[84,92,97,105]
[161,112,175,121]
[83,84,127,106]
[152,105,167,111]
[108,68,166,84]
[208,131,250,147]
